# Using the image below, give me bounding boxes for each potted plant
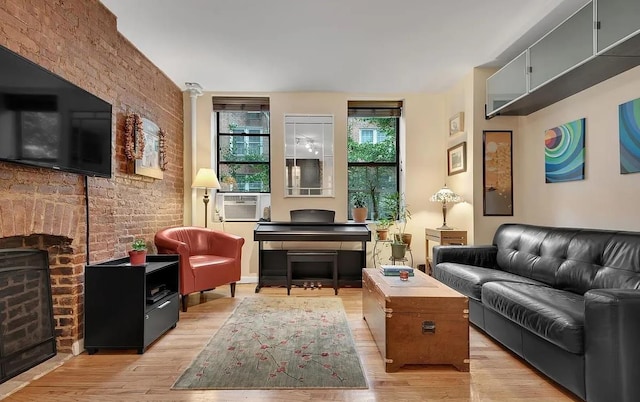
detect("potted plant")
[129,239,147,265]
[382,192,413,254]
[351,192,368,223]
[222,175,236,191]
[375,218,392,240]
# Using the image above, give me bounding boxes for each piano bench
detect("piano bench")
[286,250,338,295]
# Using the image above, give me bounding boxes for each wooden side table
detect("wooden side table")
[425,228,467,275]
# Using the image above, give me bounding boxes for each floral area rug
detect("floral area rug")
[172,297,368,390]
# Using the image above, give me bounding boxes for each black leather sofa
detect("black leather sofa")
[432,223,640,402]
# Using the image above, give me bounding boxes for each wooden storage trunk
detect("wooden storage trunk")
[362,267,470,372]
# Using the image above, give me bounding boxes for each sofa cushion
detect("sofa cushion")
[493,224,579,287]
[493,224,640,294]
[433,263,547,301]
[482,281,584,354]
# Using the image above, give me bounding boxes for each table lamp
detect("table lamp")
[430,185,462,230]
[192,168,220,228]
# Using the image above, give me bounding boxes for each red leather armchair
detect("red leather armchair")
[154,226,245,312]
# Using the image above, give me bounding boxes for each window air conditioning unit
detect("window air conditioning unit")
[221,194,259,221]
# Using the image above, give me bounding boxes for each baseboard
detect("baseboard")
[239,276,258,284]
[72,340,84,356]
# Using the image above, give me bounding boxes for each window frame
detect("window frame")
[215,108,271,194]
[347,103,401,221]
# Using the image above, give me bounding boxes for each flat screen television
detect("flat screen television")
[0,44,112,178]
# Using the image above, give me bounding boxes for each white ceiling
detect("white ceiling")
[100,0,589,94]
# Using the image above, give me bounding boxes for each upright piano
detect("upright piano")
[253,222,371,293]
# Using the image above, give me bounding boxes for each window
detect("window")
[359,128,387,144]
[359,129,374,144]
[214,97,270,193]
[347,100,401,220]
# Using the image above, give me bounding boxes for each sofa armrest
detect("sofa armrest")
[154,232,193,281]
[585,289,640,402]
[154,232,190,256]
[432,245,498,268]
[207,230,245,260]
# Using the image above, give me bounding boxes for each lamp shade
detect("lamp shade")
[192,168,220,189]
[430,185,462,204]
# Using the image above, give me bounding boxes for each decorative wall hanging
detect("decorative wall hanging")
[124,113,144,160]
[447,142,467,175]
[544,118,586,183]
[135,118,164,179]
[158,127,168,171]
[449,112,464,136]
[619,98,640,174]
[483,131,513,216]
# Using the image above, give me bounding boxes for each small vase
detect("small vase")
[128,250,147,266]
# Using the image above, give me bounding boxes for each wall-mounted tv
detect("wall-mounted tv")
[0,45,112,178]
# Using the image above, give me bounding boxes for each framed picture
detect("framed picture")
[447,142,467,176]
[619,97,640,174]
[545,118,585,182]
[449,112,464,136]
[483,131,513,216]
[135,118,164,179]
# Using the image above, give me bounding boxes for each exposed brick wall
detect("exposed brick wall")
[0,0,184,352]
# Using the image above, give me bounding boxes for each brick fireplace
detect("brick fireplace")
[0,172,87,355]
[0,249,57,383]
[0,232,84,355]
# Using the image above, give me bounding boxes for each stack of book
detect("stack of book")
[380,265,414,276]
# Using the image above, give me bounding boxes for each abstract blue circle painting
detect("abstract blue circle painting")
[619,98,640,174]
[545,118,585,183]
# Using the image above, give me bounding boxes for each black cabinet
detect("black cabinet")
[84,254,179,354]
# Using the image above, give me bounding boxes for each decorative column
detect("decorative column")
[185,82,203,226]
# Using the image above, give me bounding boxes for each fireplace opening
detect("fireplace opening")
[0,249,56,384]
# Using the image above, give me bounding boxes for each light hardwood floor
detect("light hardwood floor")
[4,284,579,402]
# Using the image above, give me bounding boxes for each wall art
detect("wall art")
[135,118,164,179]
[619,98,640,174]
[447,142,467,176]
[449,112,464,136]
[483,131,513,216]
[544,118,585,182]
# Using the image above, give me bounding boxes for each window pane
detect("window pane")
[360,129,374,144]
[219,163,270,192]
[347,165,397,220]
[348,117,397,163]
[219,135,269,162]
[218,111,269,134]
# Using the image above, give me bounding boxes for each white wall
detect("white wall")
[182,63,640,280]
[515,65,640,231]
[441,71,475,245]
[184,91,449,279]
[472,68,522,244]
[445,63,640,246]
